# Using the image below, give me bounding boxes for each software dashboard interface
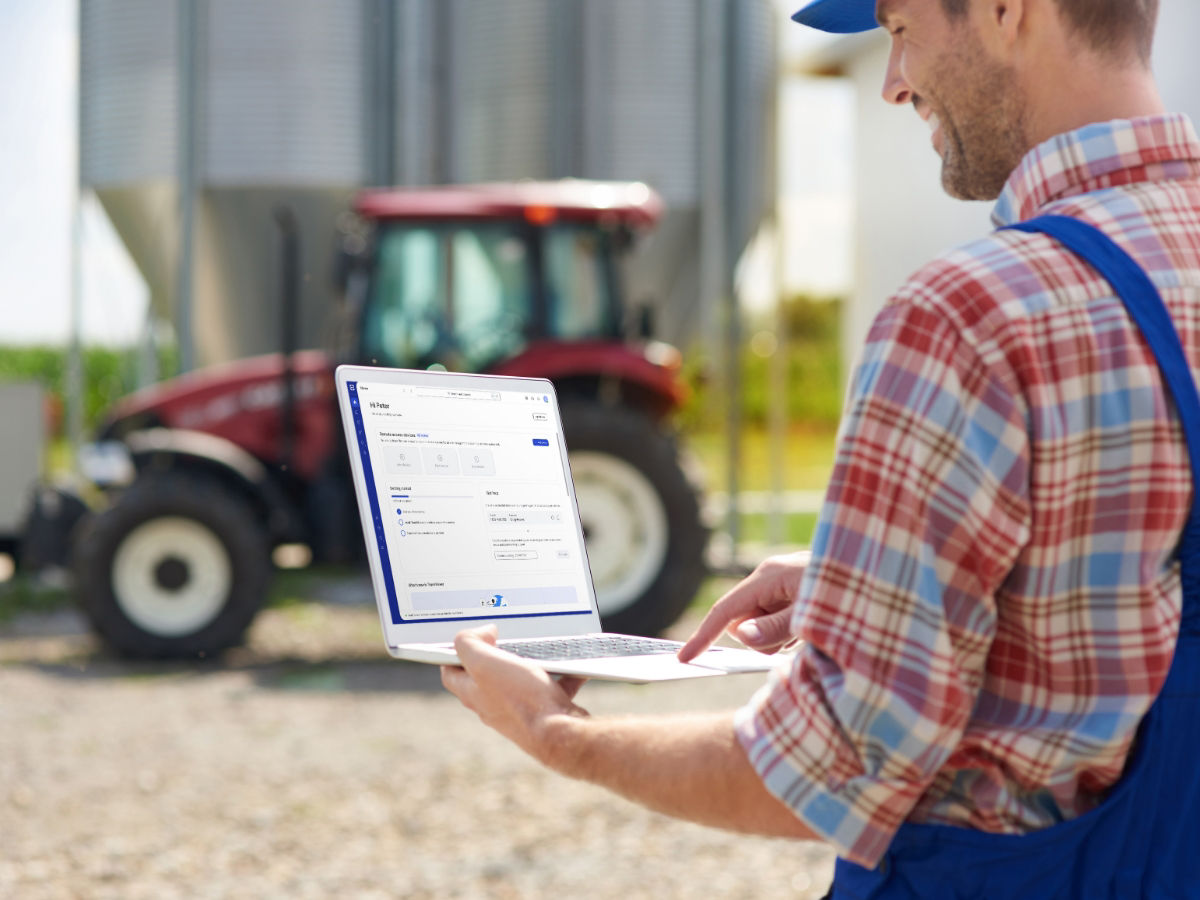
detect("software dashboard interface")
[345,378,594,625]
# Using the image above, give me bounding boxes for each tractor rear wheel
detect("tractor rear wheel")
[72,474,270,658]
[561,402,707,636]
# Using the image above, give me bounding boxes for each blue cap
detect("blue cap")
[792,0,880,33]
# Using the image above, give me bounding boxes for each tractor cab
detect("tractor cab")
[328,182,704,638]
[338,181,660,375]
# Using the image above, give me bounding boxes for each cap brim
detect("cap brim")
[791,0,880,34]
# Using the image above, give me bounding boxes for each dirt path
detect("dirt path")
[0,591,834,899]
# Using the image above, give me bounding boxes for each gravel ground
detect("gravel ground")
[0,579,835,899]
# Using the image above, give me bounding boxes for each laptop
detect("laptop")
[335,364,778,682]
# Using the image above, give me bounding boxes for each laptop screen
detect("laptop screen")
[341,371,596,629]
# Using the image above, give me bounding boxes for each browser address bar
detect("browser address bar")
[415,388,502,401]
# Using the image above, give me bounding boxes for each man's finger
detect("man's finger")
[441,664,464,691]
[452,625,504,666]
[556,675,589,701]
[677,607,732,662]
[678,584,757,662]
[451,625,565,700]
[734,607,794,652]
[441,664,477,707]
[454,624,499,652]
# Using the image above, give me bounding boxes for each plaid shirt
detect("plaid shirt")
[736,114,1200,869]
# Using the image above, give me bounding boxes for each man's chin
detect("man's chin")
[940,163,1005,202]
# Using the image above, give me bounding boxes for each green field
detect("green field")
[681,424,834,619]
[684,423,837,494]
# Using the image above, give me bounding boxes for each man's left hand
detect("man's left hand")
[441,626,589,763]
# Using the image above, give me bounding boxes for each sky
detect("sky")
[0,0,148,347]
[0,0,848,348]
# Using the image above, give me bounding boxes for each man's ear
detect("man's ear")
[977,0,1025,52]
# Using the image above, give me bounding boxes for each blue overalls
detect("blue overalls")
[828,216,1200,899]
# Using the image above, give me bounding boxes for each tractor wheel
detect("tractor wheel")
[561,402,708,636]
[72,474,270,658]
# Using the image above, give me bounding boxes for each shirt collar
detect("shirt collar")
[991,114,1200,227]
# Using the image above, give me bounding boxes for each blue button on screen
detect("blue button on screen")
[532,438,549,446]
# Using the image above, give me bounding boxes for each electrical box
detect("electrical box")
[0,383,44,536]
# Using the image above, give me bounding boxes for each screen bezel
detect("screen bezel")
[335,364,603,646]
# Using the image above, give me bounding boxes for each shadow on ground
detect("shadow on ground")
[0,585,453,694]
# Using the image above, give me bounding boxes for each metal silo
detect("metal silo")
[82,0,370,369]
[80,0,775,366]
[439,0,775,343]
[79,0,178,335]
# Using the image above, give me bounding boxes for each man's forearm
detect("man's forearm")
[536,709,820,841]
[441,629,820,842]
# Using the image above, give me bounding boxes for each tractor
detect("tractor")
[67,180,709,657]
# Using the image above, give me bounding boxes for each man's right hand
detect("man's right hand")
[677,551,810,663]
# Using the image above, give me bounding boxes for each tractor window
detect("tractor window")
[364,225,531,370]
[544,226,618,340]
[364,228,443,366]
[451,230,530,365]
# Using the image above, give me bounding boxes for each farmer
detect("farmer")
[444,1,1200,895]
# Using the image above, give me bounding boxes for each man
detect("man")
[443,1,1200,895]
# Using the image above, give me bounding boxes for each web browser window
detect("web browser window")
[344,379,593,625]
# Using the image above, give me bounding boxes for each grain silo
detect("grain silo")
[80,0,776,369]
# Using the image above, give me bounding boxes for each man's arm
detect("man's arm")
[540,708,818,838]
[441,627,819,841]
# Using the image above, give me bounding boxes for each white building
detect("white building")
[790,0,1200,373]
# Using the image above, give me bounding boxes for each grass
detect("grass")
[683,423,837,494]
[736,510,819,545]
[688,573,742,615]
[268,567,327,609]
[0,571,71,625]
[686,421,833,559]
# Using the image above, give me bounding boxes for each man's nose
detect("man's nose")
[881,40,913,106]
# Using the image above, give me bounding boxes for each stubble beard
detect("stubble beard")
[930,37,1029,202]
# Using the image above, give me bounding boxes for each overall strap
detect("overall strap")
[827,214,1200,899]
[1005,214,1200,619]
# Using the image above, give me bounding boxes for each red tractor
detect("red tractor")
[69,181,708,657]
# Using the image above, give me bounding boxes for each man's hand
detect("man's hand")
[440,626,589,763]
[443,627,818,844]
[678,551,810,662]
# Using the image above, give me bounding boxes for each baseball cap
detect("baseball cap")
[791,0,880,33]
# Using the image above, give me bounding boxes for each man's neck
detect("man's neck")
[1017,17,1165,150]
[1025,66,1165,148]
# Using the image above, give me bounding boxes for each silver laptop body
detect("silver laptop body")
[336,364,776,682]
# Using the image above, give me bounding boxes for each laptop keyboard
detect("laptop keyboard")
[498,635,684,661]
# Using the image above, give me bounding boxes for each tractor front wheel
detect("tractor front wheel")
[72,474,271,658]
[562,402,707,636]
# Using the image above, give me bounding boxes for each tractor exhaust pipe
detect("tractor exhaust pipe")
[273,205,301,474]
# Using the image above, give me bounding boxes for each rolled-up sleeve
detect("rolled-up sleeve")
[736,287,1030,868]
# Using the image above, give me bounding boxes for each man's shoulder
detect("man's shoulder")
[889,228,1062,333]
[899,174,1200,321]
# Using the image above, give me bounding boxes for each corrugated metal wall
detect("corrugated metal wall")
[448,0,553,183]
[394,0,440,186]
[80,0,776,365]
[80,0,178,185]
[581,0,699,206]
[203,0,367,186]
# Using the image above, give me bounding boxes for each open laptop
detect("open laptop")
[335,364,777,682]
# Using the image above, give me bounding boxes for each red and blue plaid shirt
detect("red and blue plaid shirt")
[736,114,1200,868]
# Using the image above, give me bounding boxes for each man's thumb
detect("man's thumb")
[735,608,793,649]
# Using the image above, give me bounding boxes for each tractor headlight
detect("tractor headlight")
[643,340,682,371]
[78,441,135,487]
